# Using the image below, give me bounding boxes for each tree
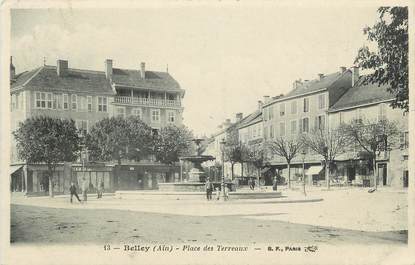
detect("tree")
[223,127,248,179]
[267,137,303,189]
[13,116,80,197]
[303,127,349,190]
[153,124,193,165]
[87,116,153,164]
[355,7,408,111]
[342,118,400,190]
[245,143,265,187]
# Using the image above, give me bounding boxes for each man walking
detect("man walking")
[81,177,88,202]
[69,182,81,203]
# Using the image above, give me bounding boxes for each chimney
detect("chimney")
[318,73,324,80]
[10,56,15,80]
[105,59,113,79]
[235,112,243,122]
[258,100,263,110]
[263,95,270,104]
[56,59,68,77]
[293,79,302,89]
[352,66,359,86]
[340,66,347,73]
[218,124,223,129]
[140,62,146,79]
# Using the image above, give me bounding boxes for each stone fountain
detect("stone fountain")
[157,138,215,192]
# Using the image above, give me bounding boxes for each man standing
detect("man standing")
[205,179,213,200]
[69,182,81,203]
[81,177,88,202]
[97,179,104,199]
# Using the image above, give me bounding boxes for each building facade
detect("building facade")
[10,58,184,195]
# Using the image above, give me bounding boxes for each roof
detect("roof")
[112,68,182,92]
[11,66,114,95]
[264,70,348,107]
[329,75,395,112]
[238,110,262,129]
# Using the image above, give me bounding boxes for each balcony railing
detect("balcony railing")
[114,96,181,107]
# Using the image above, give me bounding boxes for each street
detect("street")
[10,188,408,245]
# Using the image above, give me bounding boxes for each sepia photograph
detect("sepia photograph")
[1,1,414,264]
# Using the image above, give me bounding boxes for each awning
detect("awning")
[306,166,323,175]
[10,165,23,175]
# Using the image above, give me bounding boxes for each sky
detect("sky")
[11,5,379,136]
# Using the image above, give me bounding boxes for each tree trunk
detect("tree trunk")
[287,163,291,189]
[241,162,244,178]
[48,168,54,198]
[231,162,234,180]
[325,159,330,190]
[257,168,260,189]
[373,157,377,190]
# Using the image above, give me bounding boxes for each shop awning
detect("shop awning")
[306,166,322,175]
[10,165,23,175]
[261,167,271,174]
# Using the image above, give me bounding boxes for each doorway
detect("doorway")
[378,163,388,186]
[347,166,356,183]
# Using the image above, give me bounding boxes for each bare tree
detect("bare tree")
[342,118,400,190]
[245,143,265,187]
[267,137,303,189]
[302,127,349,189]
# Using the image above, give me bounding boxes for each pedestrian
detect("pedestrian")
[69,182,81,203]
[224,185,229,201]
[215,187,220,200]
[248,178,253,190]
[205,179,213,200]
[81,177,88,202]
[97,179,104,199]
[273,176,278,191]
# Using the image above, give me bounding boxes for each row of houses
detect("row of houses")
[10,58,185,195]
[203,67,409,189]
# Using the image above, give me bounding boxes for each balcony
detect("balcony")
[114,96,181,107]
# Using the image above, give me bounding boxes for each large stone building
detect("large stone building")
[10,58,185,195]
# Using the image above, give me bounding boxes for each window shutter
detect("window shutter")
[314,117,318,130]
[299,119,302,133]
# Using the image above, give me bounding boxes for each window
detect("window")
[264,126,268,140]
[63,94,69,110]
[131,108,142,119]
[301,117,309,133]
[279,122,285,137]
[279,103,285,116]
[87,96,92,112]
[151,109,160,122]
[52,94,57,109]
[317,115,325,130]
[75,120,89,134]
[400,131,409,149]
[291,101,297,114]
[71,94,77,110]
[98,96,107,112]
[116,107,126,118]
[35,92,53,109]
[253,126,257,138]
[303,98,309,112]
[270,124,274,138]
[318,94,326,109]
[269,105,273,120]
[167,111,175,123]
[291,120,297,135]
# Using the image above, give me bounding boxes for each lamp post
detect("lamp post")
[323,146,329,190]
[301,148,306,196]
[220,138,226,201]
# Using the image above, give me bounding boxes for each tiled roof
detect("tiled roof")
[329,75,395,112]
[264,71,347,107]
[112,68,182,91]
[285,72,343,98]
[11,66,114,95]
[238,110,262,129]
